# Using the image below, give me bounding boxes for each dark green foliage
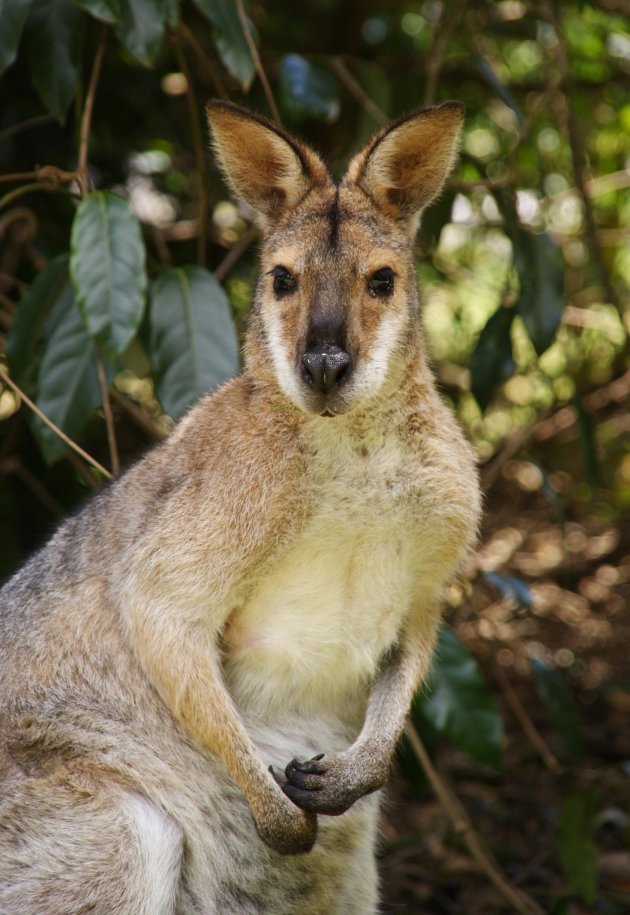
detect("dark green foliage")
[532,659,585,763]
[558,791,598,904]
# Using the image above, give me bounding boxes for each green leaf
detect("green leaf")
[192,0,254,90]
[71,0,119,23]
[514,228,565,356]
[0,0,32,77]
[469,306,515,410]
[164,0,179,27]
[33,299,112,464]
[418,628,503,769]
[484,571,532,608]
[24,0,84,122]
[532,659,585,763]
[558,791,597,904]
[279,54,341,124]
[115,0,167,66]
[5,255,73,386]
[70,191,147,358]
[149,266,239,420]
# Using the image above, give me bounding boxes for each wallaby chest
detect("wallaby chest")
[223,425,439,713]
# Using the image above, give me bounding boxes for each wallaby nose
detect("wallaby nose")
[302,344,352,394]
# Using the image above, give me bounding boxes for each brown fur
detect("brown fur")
[0,101,480,914]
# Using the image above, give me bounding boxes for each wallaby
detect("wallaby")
[0,100,480,914]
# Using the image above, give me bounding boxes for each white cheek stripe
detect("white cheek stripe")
[349,308,406,401]
[264,308,308,408]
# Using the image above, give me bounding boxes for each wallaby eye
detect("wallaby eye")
[368,267,395,297]
[269,266,297,295]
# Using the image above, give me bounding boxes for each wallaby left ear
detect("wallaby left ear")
[344,101,464,231]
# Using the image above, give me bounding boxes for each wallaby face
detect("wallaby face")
[0,101,480,915]
[208,101,464,417]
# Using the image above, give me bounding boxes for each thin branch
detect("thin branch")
[96,353,120,475]
[177,21,229,99]
[328,57,387,126]
[0,369,112,480]
[213,225,258,283]
[493,662,561,772]
[0,456,64,518]
[0,113,56,144]
[77,26,108,197]
[172,33,209,267]
[549,3,623,318]
[405,722,544,915]
[111,389,164,441]
[235,0,281,125]
[424,1,466,106]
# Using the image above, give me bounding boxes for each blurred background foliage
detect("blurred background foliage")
[0,1,629,913]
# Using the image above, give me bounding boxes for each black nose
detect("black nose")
[301,344,352,394]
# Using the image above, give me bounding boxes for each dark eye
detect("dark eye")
[368,267,395,297]
[269,266,297,295]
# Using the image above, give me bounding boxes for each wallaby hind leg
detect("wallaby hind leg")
[0,771,183,915]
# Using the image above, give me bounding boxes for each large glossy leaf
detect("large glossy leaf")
[70,191,147,358]
[279,54,340,124]
[532,659,585,763]
[5,254,73,386]
[72,0,119,23]
[33,299,112,464]
[558,791,597,904]
[149,266,239,419]
[0,0,32,77]
[514,228,565,355]
[115,0,167,66]
[192,0,254,90]
[418,628,503,769]
[24,0,83,122]
[469,306,515,410]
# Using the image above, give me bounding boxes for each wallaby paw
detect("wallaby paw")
[281,750,388,816]
[253,774,318,855]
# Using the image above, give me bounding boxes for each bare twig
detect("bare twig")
[111,389,163,441]
[0,114,56,144]
[213,225,259,283]
[177,21,229,99]
[0,369,112,480]
[493,662,561,772]
[96,353,120,475]
[77,27,108,197]
[405,721,543,915]
[172,33,209,266]
[235,0,281,125]
[328,57,387,126]
[424,1,467,106]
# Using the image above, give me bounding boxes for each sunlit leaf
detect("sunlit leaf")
[33,299,113,464]
[6,255,73,387]
[469,306,515,410]
[70,191,147,358]
[558,791,597,904]
[279,54,340,124]
[532,659,585,763]
[484,571,532,607]
[24,0,83,122]
[192,0,254,90]
[418,628,503,769]
[72,0,119,23]
[514,228,565,355]
[149,266,239,419]
[0,0,32,77]
[115,0,167,66]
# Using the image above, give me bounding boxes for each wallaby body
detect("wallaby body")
[0,102,480,914]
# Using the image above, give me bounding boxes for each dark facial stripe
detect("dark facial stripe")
[328,187,340,249]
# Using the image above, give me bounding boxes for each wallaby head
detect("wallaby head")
[207,100,464,417]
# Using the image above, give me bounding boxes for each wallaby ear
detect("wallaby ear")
[344,101,465,232]
[206,101,330,229]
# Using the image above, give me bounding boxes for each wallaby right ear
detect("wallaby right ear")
[206,101,330,229]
